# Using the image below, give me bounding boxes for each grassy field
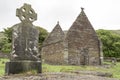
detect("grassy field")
[0,58,120,79]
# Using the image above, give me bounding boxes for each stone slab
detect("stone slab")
[5,61,41,75]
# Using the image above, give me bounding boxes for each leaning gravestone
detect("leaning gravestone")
[5,3,41,75]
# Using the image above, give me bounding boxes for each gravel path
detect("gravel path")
[0,73,119,80]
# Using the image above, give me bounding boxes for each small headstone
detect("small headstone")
[5,3,41,75]
[111,57,116,65]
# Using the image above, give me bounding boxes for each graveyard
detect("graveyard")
[0,58,120,79]
[0,3,120,80]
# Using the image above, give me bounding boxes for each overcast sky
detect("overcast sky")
[0,0,120,32]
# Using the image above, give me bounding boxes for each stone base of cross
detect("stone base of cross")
[5,61,41,75]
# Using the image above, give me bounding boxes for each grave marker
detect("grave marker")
[5,3,41,75]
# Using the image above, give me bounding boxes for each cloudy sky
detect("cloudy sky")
[0,0,120,32]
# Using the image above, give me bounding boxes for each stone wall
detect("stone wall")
[42,41,65,64]
[41,22,65,65]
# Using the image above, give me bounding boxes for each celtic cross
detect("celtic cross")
[16,3,37,23]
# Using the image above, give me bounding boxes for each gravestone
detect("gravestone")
[5,3,41,75]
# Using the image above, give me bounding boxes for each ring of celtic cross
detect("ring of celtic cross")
[16,3,37,23]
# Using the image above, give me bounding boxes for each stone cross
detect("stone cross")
[16,3,37,23]
[5,3,41,75]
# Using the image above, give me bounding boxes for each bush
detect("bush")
[96,29,120,58]
[1,43,11,53]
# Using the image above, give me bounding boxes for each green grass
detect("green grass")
[42,62,120,79]
[0,58,9,76]
[0,58,120,79]
[108,63,120,78]
[42,64,102,72]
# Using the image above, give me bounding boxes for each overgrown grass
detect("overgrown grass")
[42,64,101,72]
[0,58,9,76]
[0,58,120,79]
[42,62,120,79]
[108,63,120,78]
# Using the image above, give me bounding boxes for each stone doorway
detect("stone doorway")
[80,48,89,65]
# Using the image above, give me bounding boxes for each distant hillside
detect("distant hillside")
[64,30,120,36]
[110,30,120,35]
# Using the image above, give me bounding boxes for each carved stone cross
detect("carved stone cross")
[5,3,41,75]
[16,3,37,23]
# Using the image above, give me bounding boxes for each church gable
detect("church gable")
[41,22,65,64]
[43,22,65,46]
[66,8,100,65]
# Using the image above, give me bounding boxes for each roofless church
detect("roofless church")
[41,8,103,65]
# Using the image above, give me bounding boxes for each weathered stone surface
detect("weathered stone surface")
[42,22,65,64]
[11,23,39,61]
[16,3,37,23]
[66,8,101,65]
[42,8,102,65]
[5,3,41,75]
[42,22,64,46]
[11,3,39,61]
[5,61,41,75]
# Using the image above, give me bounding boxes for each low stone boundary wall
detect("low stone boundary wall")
[0,53,10,58]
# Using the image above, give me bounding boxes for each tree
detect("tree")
[0,27,13,53]
[36,26,48,46]
[96,29,120,58]
[3,27,13,43]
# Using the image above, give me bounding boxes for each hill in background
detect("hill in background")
[110,30,120,35]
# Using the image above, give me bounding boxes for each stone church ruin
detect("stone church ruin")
[42,8,103,65]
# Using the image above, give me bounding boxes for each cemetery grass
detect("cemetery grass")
[0,58,9,76]
[0,58,120,79]
[42,62,120,79]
